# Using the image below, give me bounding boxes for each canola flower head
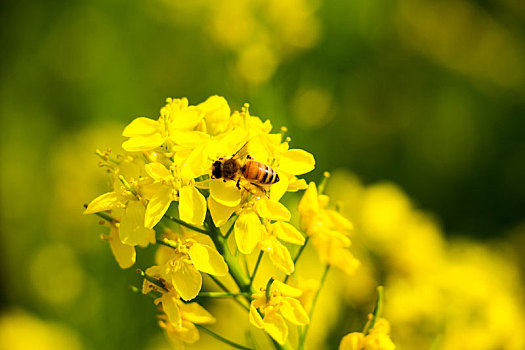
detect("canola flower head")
[84,95,387,350]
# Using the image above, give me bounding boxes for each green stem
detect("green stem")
[128,285,161,299]
[363,286,384,334]
[198,292,250,298]
[165,215,208,234]
[89,209,116,223]
[224,218,236,239]
[284,237,309,283]
[119,175,138,197]
[208,275,250,311]
[249,251,264,287]
[156,238,178,249]
[271,339,294,350]
[196,325,254,350]
[298,265,330,349]
[318,171,331,194]
[208,275,231,293]
[204,213,252,295]
[136,269,168,292]
[265,277,275,302]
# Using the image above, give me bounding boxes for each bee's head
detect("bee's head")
[211,160,223,179]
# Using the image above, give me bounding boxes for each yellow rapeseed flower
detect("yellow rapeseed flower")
[84,154,155,266]
[122,97,208,152]
[153,232,228,301]
[142,266,215,349]
[101,221,136,269]
[250,279,309,345]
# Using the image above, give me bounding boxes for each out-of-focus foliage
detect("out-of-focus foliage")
[325,172,525,350]
[1,0,524,349]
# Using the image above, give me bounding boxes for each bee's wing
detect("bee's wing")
[232,140,251,159]
[232,134,273,160]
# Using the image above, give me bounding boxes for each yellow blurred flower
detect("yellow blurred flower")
[328,171,525,350]
[0,310,83,350]
[339,318,395,350]
[299,181,359,274]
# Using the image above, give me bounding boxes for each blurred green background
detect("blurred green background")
[1,0,525,349]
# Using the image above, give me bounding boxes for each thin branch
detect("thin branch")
[249,251,264,287]
[284,237,309,283]
[298,265,330,349]
[165,215,208,234]
[196,325,254,350]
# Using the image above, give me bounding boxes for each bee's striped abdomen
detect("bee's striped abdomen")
[243,161,279,185]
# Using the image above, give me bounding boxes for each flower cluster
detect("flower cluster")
[85,95,385,349]
[298,180,359,275]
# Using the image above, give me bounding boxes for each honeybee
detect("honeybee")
[211,141,280,191]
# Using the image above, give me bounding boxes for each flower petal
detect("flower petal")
[122,117,161,136]
[271,280,303,298]
[273,222,305,245]
[161,293,182,325]
[188,244,228,276]
[180,302,216,324]
[249,304,265,329]
[298,182,319,232]
[122,133,166,152]
[287,177,307,192]
[311,235,359,274]
[108,226,136,269]
[263,313,288,345]
[119,201,155,246]
[145,185,173,229]
[278,149,315,175]
[177,320,200,344]
[171,261,203,301]
[198,95,231,135]
[145,162,172,181]
[84,192,124,214]
[168,105,204,131]
[260,237,294,275]
[169,130,210,148]
[179,186,207,227]
[326,210,354,230]
[181,144,210,179]
[270,174,288,201]
[208,197,236,227]
[210,178,241,207]
[279,298,309,325]
[255,198,291,222]
[339,332,365,350]
[235,211,264,254]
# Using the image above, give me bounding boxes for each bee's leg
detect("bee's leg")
[252,183,269,197]
[236,178,241,190]
[247,155,253,160]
